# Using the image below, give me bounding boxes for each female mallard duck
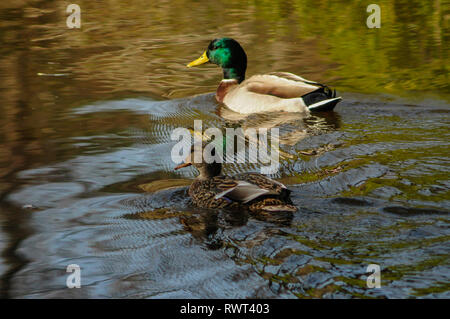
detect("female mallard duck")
[187,38,342,114]
[175,147,297,212]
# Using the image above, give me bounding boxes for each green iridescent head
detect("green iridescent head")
[187,38,247,83]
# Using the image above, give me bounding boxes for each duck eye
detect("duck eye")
[209,39,220,49]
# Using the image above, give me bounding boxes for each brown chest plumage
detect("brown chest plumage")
[216,80,238,103]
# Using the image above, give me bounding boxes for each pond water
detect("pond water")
[0,0,448,298]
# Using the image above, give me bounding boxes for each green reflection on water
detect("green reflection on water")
[1,0,447,99]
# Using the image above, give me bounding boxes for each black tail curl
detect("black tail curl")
[302,84,337,106]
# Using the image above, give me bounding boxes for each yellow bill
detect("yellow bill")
[187,51,209,67]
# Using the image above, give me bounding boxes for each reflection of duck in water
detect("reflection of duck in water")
[218,109,309,146]
[218,108,342,146]
[187,38,341,114]
[179,207,292,248]
[175,146,297,212]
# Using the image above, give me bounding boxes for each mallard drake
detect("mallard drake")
[175,147,297,212]
[187,38,342,114]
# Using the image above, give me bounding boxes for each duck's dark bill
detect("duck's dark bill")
[308,97,342,112]
[174,162,192,170]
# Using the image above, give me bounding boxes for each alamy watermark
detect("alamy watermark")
[171,120,280,174]
[66,264,81,288]
[66,4,81,29]
[366,4,381,28]
[366,264,381,288]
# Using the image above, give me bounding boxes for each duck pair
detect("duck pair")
[176,38,342,212]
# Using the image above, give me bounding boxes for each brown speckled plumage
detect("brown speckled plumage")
[188,174,296,212]
[175,148,297,212]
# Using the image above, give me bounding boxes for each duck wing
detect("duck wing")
[212,175,283,204]
[266,72,342,111]
[232,172,288,193]
[243,74,320,99]
[267,72,326,87]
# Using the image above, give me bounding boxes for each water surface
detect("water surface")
[0,0,449,298]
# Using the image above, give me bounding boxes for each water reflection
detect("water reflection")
[219,107,342,146]
[0,0,449,298]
